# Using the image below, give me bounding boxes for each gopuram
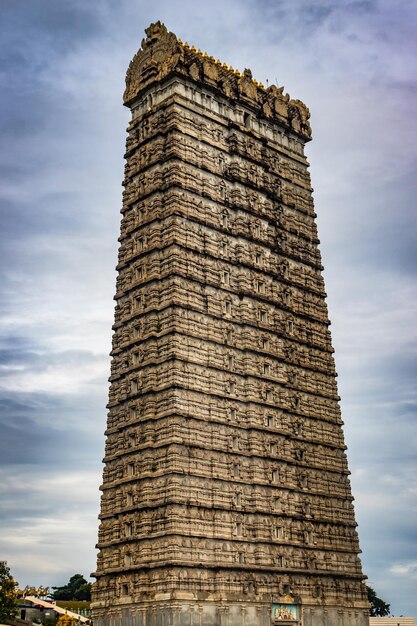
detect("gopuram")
[92,22,369,626]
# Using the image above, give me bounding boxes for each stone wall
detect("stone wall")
[92,21,369,626]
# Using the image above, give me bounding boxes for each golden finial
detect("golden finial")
[235,69,241,77]
[197,48,202,55]
[253,79,258,86]
[191,44,196,52]
[229,65,234,72]
[178,38,183,45]
[222,62,228,69]
[216,59,222,66]
[203,51,208,58]
[259,82,265,89]
[184,41,190,48]
[209,56,215,62]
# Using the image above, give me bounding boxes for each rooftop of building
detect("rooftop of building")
[123,21,312,142]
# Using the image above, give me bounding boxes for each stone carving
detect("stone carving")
[124,21,184,104]
[93,22,369,626]
[123,22,312,141]
[189,62,200,82]
[203,60,218,82]
[238,69,259,102]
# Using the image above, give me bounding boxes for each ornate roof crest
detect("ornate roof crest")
[124,22,312,140]
[124,21,184,105]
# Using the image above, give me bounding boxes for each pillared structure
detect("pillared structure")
[92,22,369,626]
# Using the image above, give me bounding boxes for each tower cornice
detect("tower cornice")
[124,21,312,142]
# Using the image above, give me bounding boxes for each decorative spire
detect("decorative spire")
[124,22,312,140]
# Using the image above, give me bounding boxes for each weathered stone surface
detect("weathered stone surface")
[92,22,369,626]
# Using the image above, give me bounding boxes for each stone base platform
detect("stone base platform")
[92,599,369,626]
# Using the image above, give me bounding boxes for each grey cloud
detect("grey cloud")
[0,1,104,140]
[0,0,102,54]
[0,464,102,524]
[0,0,416,615]
[0,390,105,465]
[0,194,91,241]
[0,333,107,376]
[0,463,101,587]
[0,413,50,466]
[317,166,417,278]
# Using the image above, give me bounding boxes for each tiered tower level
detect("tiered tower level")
[92,22,369,626]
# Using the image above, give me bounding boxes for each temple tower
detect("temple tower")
[92,22,369,626]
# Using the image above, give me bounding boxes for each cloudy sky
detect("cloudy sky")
[1,0,416,617]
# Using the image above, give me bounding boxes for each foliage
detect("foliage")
[51,575,92,601]
[367,585,391,617]
[56,615,76,626]
[0,562,19,623]
[55,601,90,611]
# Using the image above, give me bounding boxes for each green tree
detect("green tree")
[51,575,91,601]
[0,562,18,623]
[367,585,391,616]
